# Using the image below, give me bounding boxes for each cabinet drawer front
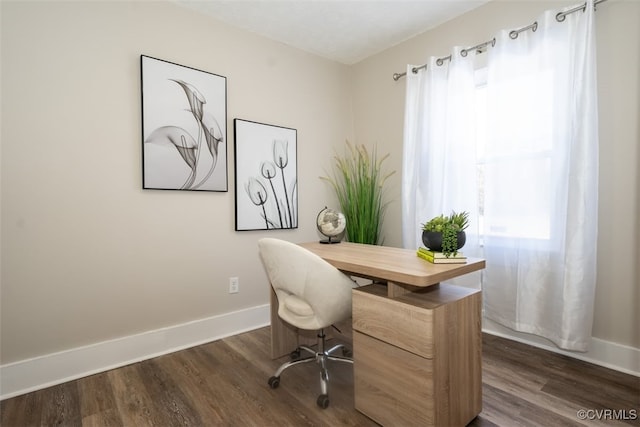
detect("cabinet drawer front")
[353,286,435,358]
[354,331,435,427]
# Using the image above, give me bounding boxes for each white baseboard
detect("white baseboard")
[0,304,270,400]
[2,307,636,401]
[483,319,640,377]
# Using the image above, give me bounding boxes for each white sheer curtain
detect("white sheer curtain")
[482,3,599,351]
[402,1,599,351]
[402,47,480,254]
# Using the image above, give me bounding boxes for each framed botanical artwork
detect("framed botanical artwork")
[234,119,298,231]
[141,55,227,191]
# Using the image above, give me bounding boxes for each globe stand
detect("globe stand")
[319,236,341,244]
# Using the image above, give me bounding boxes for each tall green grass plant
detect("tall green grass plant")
[321,141,395,245]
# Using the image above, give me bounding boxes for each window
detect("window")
[474,68,553,242]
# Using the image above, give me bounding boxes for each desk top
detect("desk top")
[299,241,485,288]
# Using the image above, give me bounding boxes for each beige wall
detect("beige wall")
[0,0,352,363]
[351,0,640,348]
[2,0,638,367]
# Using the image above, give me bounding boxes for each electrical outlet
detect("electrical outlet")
[229,277,239,294]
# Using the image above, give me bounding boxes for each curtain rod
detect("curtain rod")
[392,0,608,81]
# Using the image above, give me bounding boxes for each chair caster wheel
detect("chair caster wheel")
[317,394,329,409]
[268,376,280,389]
[290,349,301,361]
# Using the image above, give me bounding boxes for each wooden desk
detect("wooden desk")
[299,241,485,297]
[268,241,485,427]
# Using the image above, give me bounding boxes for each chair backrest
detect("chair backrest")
[258,238,354,330]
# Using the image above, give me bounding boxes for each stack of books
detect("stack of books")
[416,247,467,264]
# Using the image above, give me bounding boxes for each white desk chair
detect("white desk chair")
[258,238,355,409]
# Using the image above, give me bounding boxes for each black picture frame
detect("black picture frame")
[234,119,298,231]
[141,55,227,191]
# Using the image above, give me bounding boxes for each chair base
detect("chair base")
[267,329,353,409]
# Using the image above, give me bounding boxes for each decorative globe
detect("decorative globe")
[316,207,346,244]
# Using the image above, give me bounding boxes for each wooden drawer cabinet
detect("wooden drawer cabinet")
[352,283,482,427]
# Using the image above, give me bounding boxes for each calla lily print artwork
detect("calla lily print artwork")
[234,119,297,231]
[141,55,227,191]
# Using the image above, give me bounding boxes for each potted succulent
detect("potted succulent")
[421,211,469,257]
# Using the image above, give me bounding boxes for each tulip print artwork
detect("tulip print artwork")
[234,119,298,231]
[141,56,227,191]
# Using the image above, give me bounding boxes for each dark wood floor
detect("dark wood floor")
[1,326,638,426]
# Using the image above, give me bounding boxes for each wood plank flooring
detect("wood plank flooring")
[2,327,638,426]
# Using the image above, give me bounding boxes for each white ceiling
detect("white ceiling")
[173,0,491,65]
